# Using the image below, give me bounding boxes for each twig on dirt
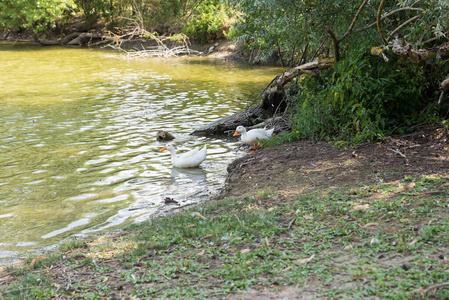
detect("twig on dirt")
[0,272,12,279]
[238,167,266,184]
[169,203,195,211]
[408,282,449,294]
[381,145,409,165]
[159,272,170,280]
[234,214,242,225]
[0,286,39,295]
[287,218,296,229]
[307,175,316,186]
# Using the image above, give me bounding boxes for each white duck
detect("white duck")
[160,144,207,168]
[233,125,274,150]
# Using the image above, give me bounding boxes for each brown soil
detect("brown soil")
[221,126,449,201]
[217,126,449,299]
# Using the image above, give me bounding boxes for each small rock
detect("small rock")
[164,197,179,205]
[156,130,175,141]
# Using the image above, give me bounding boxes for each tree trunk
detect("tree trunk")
[191,59,334,136]
[191,104,269,136]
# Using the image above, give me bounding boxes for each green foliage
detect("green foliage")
[226,0,378,65]
[227,0,449,66]
[0,0,76,33]
[182,0,232,42]
[130,0,185,27]
[74,0,108,25]
[271,49,448,147]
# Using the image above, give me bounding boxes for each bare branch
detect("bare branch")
[423,31,449,45]
[387,15,422,42]
[340,0,370,41]
[377,0,387,45]
[350,7,423,37]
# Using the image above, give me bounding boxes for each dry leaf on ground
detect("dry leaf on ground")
[194,212,207,220]
[351,204,370,212]
[30,256,49,268]
[200,234,214,240]
[295,254,315,264]
[265,237,270,246]
[363,222,379,228]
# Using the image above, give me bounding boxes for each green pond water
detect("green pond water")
[0,42,283,264]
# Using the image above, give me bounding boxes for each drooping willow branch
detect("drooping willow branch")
[327,0,425,61]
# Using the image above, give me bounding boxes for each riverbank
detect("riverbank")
[2,126,449,299]
[0,25,250,64]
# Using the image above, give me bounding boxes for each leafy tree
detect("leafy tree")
[0,0,75,33]
[183,0,233,42]
[228,0,449,146]
[227,0,449,66]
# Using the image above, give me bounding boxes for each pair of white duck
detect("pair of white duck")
[160,125,274,168]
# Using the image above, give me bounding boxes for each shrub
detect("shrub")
[182,0,232,42]
[270,49,448,148]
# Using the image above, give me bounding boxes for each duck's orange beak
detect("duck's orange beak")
[233,129,239,136]
[160,146,167,151]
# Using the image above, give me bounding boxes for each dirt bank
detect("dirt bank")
[221,126,449,200]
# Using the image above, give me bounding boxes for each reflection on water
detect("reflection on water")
[170,167,207,183]
[0,42,283,264]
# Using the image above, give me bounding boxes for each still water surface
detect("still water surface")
[0,42,282,264]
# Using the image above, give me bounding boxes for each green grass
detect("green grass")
[1,174,449,299]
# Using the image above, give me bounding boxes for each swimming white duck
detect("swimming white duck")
[160,144,207,168]
[233,125,274,150]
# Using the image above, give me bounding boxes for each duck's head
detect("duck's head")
[160,144,174,152]
[233,126,246,136]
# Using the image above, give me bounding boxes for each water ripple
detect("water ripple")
[0,45,283,263]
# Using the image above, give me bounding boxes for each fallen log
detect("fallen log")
[192,104,268,136]
[60,32,83,44]
[191,59,334,136]
[66,32,115,46]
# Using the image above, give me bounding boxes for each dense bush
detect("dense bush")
[0,0,76,33]
[270,49,449,148]
[182,0,232,42]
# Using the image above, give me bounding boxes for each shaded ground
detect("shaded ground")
[222,126,449,200]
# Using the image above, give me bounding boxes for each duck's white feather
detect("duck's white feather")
[161,144,207,168]
[234,126,274,145]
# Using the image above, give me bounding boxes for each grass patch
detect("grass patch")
[1,174,449,299]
